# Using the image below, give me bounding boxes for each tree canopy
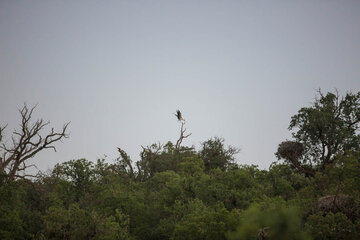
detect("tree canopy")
[277,90,360,176]
[1,90,360,239]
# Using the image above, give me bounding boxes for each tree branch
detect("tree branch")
[0,104,70,181]
[175,121,192,150]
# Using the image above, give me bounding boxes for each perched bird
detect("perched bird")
[174,110,184,122]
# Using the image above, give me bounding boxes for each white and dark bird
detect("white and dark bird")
[174,110,185,122]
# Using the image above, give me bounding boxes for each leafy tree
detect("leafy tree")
[0,182,25,240]
[324,152,360,199]
[52,159,95,200]
[277,90,360,175]
[172,200,234,240]
[42,203,131,240]
[193,165,265,211]
[305,212,358,240]
[199,137,239,171]
[115,147,135,179]
[228,201,311,240]
[134,142,196,181]
[178,156,205,178]
[266,163,296,199]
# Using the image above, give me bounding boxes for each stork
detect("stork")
[174,110,185,122]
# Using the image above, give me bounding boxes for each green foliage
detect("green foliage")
[1,90,360,239]
[1,151,360,239]
[42,204,131,240]
[135,142,197,181]
[266,163,310,200]
[199,137,239,171]
[172,200,236,240]
[287,90,360,173]
[0,183,24,240]
[325,153,360,198]
[178,156,205,177]
[305,212,359,240]
[227,201,311,240]
[196,166,266,210]
[52,159,95,200]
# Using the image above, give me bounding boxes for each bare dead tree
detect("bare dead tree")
[0,104,70,181]
[175,121,192,151]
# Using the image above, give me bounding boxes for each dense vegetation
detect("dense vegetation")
[1,90,360,240]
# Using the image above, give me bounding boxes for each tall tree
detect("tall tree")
[199,137,239,171]
[0,104,69,181]
[277,90,360,175]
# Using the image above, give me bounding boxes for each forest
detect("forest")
[0,90,359,240]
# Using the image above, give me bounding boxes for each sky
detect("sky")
[0,1,360,173]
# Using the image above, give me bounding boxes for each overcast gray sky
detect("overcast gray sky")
[1,1,359,172]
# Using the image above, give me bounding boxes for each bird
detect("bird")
[174,110,185,122]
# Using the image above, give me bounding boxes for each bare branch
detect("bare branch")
[175,121,192,150]
[0,104,70,181]
[0,124,7,143]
